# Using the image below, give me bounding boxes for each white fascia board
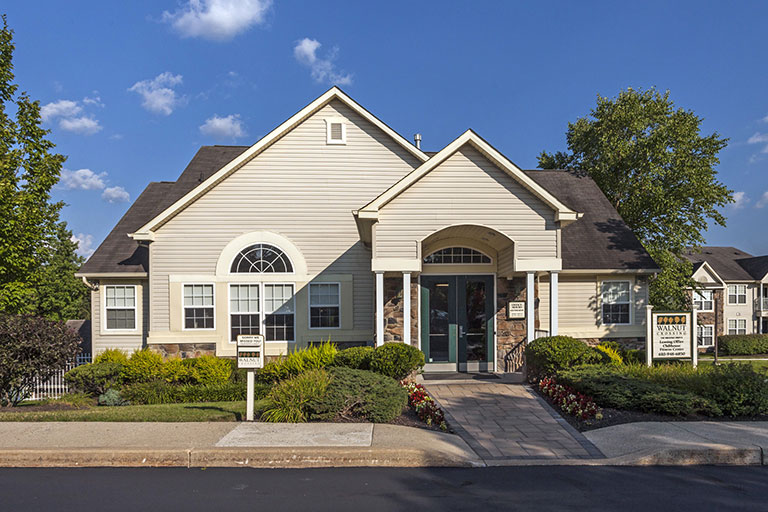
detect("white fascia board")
[515,258,562,272]
[132,87,427,235]
[360,130,579,220]
[691,261,726,287]
[74,272,148,278]
[560,268,660,275]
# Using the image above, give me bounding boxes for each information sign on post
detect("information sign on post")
[237,334,265,421]
[645,307,697,368]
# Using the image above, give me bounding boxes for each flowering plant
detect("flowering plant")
[402,381,448,431]
[539,377,602,420]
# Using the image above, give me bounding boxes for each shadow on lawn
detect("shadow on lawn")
[183,405,243,421]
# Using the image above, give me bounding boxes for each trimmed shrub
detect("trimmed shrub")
[369,343,425,380]
[698,363,768,416]
[98,389,129,406]
[121,349,164,383]
[257,341,338,383]
[188,355,232,385]
[160,358,193,384]
[64,362,123,396]
[595,344,624,365]
[623,349,645,365]
[94,349,129,365]
[557,365,721,417]
[525,336,599,381]
[718,335,768,356]
[121,380,266,405]
[261,369,332,422]
[333,346,374,370]
[309,367,408,423]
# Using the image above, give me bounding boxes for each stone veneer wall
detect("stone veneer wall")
[150,343,216,359]
[495,277,538,373]
[382,276,418,346]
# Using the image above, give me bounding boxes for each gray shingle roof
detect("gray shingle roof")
[80,148,657,275]
[523,170,657,270]
[683,247,768,281]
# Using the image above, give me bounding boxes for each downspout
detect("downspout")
[81,276,98,291]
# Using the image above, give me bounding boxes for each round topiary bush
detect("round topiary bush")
[369,343,425,380]
[309,367,408,423]
[188,355,232,385]
[64,362,124,396]
[332,346,374,370]
[121,348,164,383]
[525,336,598,381]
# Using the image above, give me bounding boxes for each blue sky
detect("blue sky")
[4,1,768,257]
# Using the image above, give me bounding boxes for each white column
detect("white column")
[376,271,384,347]
[402,272,411,346]
[526,272,535,342]
[549,271,559,336]
[761,283,764,334]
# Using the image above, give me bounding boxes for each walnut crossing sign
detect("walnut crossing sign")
[645,307,697,367]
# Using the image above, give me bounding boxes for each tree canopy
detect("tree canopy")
[0,15,88,319]
[539,88,732,309]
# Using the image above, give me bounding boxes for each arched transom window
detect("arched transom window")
[423,247,491,264]
[230,244,294,273]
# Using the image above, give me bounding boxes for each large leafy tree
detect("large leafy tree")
[539,88,732,309]
[0,15,88,318]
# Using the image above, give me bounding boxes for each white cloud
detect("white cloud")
[41,100,82,122]
[747,132,768,154]
[161,0,271,41]
[128,72,184,115]
[293,38,352,86]
[60,169,107,190]
[82,95,104,107]
[71,233,95,259]
[732,191,749,209]
[102,186,130,203]
[757,191,768,209]
[199,114,245,138]
[762,114,768,123]
[59,116,102,135]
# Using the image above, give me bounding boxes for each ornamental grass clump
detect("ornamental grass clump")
[261,369,332,423]
[539,377,602,420]
[257,341,338,383]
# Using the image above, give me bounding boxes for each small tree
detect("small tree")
[0,314,81,406]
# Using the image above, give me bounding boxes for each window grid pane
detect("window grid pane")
[423,247,491,264]
[310,283,340,328]
[230,244,293,273]
[106,309,136,330]
[230,285,259,314]
[105,286,136,329]
[231,313,260,342]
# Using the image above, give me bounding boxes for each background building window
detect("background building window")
[230,244,293,273]
[309,283,340,328]
[183,284,214,329]
[727,284,747,305]
[230,284,260,341]
[423,247,491,264]
[693,290,714,311]
[728,318,747,335]
[697,324,714,347]
[601,281,631,324]
[264,284,295,341]
[105,285,136,330]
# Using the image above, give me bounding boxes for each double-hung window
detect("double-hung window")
[601,281,631,325]
[697,325,714,347]
[728,318,747,335]
[264,284,295,342]
[105,285,136,330]
[230,285,260,342]
[183,284,215,329]
[309,283,340,328]
[727,284,747,305]
[693,290,714,311]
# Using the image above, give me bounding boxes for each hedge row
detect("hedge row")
[718,334,768,356]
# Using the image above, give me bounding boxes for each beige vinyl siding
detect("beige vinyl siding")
[374,145,558,261]
[91,280,148,355]
[150,100,421,347]
[723,283,758,334]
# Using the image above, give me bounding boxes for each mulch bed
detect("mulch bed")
[533,387,768,432]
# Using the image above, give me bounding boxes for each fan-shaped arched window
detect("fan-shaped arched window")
[423,247,491,264]
[230,244,294,273]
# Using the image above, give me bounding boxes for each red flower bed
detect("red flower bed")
[402,382,448,431]
[539,377,602,420]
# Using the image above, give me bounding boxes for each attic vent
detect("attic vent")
[325,118,346,145]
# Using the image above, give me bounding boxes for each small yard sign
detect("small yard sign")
[237,334,265,422]
[645,307,697,367]
[507,301,525,319]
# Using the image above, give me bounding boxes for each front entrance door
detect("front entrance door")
[420,275,494,372]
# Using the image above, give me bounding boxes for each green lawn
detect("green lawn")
[0,399,270,422]
[697,359,768,371]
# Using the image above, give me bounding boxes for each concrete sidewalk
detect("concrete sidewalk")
[0,422,483,468]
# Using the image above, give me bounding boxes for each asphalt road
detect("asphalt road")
[1,466,767,511]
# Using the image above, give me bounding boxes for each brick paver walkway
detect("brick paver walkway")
[426,382,603,461]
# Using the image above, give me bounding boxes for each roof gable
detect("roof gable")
[691,261,725,286]
[131,87,428,238]
[358,130,579,223]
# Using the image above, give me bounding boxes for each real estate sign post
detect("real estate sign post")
[237,334,265,421]
[645,306,697,368]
